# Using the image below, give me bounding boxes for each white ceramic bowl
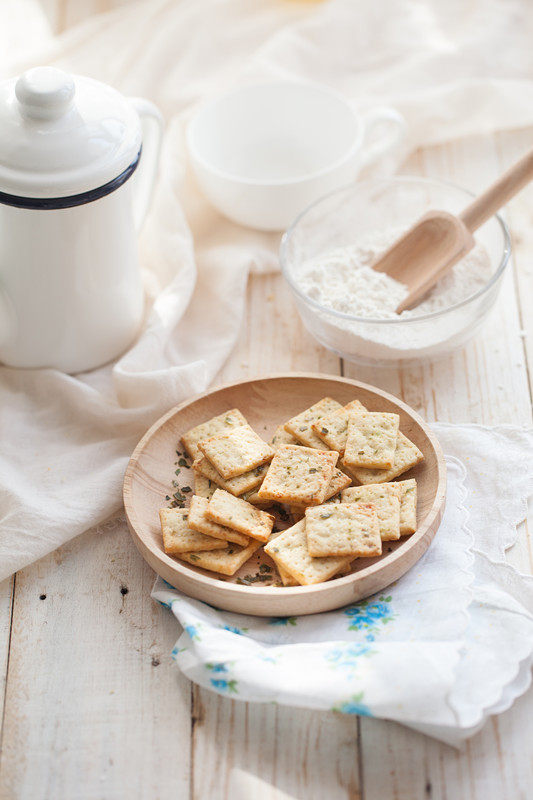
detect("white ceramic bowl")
[187,81,405,231]
[280,177,511,366]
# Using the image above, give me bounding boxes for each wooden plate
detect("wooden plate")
[123,373,446,616]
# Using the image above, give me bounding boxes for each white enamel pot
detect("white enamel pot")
[0,67,163,373]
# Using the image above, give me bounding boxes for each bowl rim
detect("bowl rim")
[279,175,512,325]
[186,79,364,188]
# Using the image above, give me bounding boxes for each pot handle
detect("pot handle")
[129,98,163,231]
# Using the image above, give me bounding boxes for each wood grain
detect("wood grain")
[124,374,446,615]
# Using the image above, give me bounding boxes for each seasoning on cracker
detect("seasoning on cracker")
[181,408,247,460]
[188,495,249,547]
[305,502,382,558]
[344,431,424,484]
[341,484,401,541]
[179,539,262,576]
[312,399,367,453]
[193,455,267,496]
[284,397,342,448]
[206,489,275,543]
[159,508,227,555]
[271,425,299,449]
[198,424,274,479]
[287,467,351,515]
[343,411,400,469]
[264,519,352,585]
[395,478,417,535]
[257,444,338,506]
[193,474,217,500]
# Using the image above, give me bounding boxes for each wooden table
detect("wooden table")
[0,12,532,791]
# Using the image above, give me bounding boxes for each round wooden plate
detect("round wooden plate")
[123,373,446,616]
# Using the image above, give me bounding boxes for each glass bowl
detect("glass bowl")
[280,177,511,366]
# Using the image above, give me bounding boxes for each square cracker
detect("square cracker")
[206,489,275,543]
[257,445,338,506]
[343,412,400,470]
[395,479,418,535]
[181,408,247,460]
[179,539,262,576]
[193,474,217,500]
[311,399,367,453]
[267,529,299,586]
[159,508,226,555]
[198,424,274,479]
[188,495,249,547]
[284,397,342,449]
[271,425,299,449]
[264,520,352,585]
[343,431,424,484]
[341,484,401,541]
[288,468,351,514]
[193,456,267,496]
[305,503,382,557]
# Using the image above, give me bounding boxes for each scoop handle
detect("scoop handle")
[460,147,533,232]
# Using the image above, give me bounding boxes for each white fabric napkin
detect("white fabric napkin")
[2,0,533,579]
[152,424,533,747]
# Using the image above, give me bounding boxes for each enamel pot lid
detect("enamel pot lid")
[0,66,142,201]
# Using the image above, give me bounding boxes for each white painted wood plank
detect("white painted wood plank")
[350,134,533,800]
[0,577,14,718]
[0,523,191,800]
[188,279,362,800]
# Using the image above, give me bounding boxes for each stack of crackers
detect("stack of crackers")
[159,397,423,587]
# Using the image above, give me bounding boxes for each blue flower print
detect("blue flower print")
[344,596,394,631]
[269,616,297,626]
[211,678,238,694]
[171,644,187,659]
[206,662,228,673]
[185,624,200,641]
[222,625,248,635]
[326,641,372,669]
[333,692,372,717]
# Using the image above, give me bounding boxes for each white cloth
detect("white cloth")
[152,424,533,747]
[2,0,533,577]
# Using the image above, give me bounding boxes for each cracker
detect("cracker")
[198,424,274,479]
[343,431,424,484]
[257,445,338,506]
[179,539,262,576]
[284,397,342,448]
[288,468,351,515]
[188,495,249,546]
[343,412,400,469]
[193,474,217,500]
[311,399,367,453]
[395,478,417,535]
[159,508,226,555]
[206,489,275,543]
[277,564,299,586]
[305,503,382,557]
[264,520,352,585]
[268,529,299,585]
[193,456,267,495]
[181,408,247,460]
[241,488,271,508]
[271,425,299,449]
[341,484,401,541]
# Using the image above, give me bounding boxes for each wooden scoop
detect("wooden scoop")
[372,148,533,313]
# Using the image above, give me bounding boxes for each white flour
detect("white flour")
[297,228,492,320]
[294,228,495,362]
